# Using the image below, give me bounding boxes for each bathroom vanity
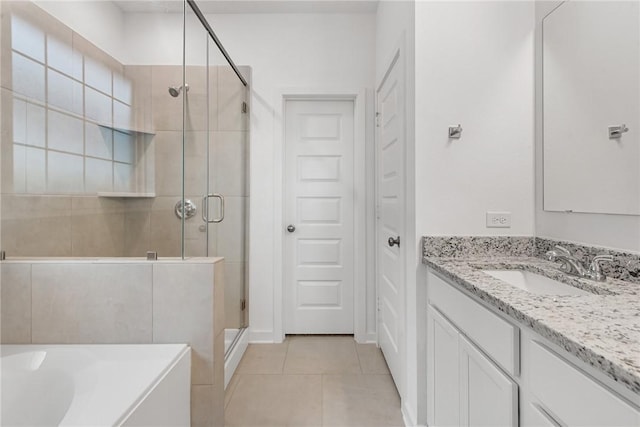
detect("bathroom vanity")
[423,237,640,427]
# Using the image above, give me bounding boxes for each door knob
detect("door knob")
[287,225,296,233]
[388,236,400,247]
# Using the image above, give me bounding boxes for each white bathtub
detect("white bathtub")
[0,344,191,427]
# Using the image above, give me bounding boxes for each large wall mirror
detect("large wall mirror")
[543,1,640,215]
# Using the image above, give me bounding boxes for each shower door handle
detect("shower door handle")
[202,194,225,223]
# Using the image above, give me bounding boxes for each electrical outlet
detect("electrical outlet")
[486,211,511,228]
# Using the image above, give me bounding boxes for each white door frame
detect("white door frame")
[273,88,367,343]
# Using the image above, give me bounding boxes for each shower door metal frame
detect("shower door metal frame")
[186,0,248,87]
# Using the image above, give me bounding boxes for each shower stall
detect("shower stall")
[0,0,249,369]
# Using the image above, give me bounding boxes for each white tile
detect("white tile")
[150,65,184,131]
[224,262,245,329]
[85,87,112,124]
[1,263,32,343]
[236,342,289,375]
[113,162,133,192]
[85,157,113,193]
[12,144,26,193]
[212,131,248,196]
[356,344,391,374]
[31,263,153,343]
[138,135,155,192]
[9,145,44,194]
[323,374,403,426]
[47,36,81,79]
[47,151,84,193]
[47,111,83,154]
[70,210,125,256]
[212,331,225,427]
[213,260,225,337]
[113,100,133,130]
[25,147,46,193]
[47,69,83,115]
[1,195,73,255]
[85,122,113,160]
[153,131,182,196]
[113,72,132,105]
[12,98,26,144]
[217,67,248,131]
[215,196,247,263]
[183,131,208,196]
[283,336,361,374]
[225,374,322,426]
[11,53,45,102]
[11,15,45,62]
[113,130,135,163]
[84,56,112,95]
[26,103,45,148]
[191,385,214,427]
[153,263,215,385]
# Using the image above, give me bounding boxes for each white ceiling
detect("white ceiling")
[112,0,379,14]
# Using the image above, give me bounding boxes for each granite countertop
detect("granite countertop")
[423,254,640,396]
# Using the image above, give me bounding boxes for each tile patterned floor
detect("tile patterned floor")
[224,336,404,427]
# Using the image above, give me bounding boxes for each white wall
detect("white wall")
[124,11,377,342]
[410,2,536,425]
[415,1,535,239]
[206,13,377,342]
[33,0,126,62]
[534,1,640,253]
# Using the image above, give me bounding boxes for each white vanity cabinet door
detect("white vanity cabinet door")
[427,306,460,427]
[459,335,518,427]
[522,402,561,427]
[427,305,518,427]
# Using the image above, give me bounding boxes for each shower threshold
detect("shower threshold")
[224,327,248,389]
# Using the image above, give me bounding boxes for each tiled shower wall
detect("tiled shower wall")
[1,258,226,427]
[0,2,249,329]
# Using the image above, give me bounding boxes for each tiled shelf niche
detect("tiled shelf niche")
[96,124,156,198]
[97,192,156,198]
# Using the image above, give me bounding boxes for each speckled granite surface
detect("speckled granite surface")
[423,236,535,258]
[536,237,640,285]
[422,236,640,396]
[423,236,640,283]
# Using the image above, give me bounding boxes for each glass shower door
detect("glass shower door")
[183,1,250,355]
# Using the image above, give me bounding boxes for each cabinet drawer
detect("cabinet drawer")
[428,271,519,376]
[530,340,640,426]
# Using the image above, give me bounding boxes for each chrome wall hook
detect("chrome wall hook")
[448,124,463,139]
[608,124,629,139]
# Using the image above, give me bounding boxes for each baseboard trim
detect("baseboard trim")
[248,329,278,343]
[355,331,378,344]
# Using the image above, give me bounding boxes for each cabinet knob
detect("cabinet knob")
[287,225,296,233]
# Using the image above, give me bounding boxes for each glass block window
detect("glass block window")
[10,13,135,194]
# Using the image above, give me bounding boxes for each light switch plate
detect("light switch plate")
[486,211,511,228]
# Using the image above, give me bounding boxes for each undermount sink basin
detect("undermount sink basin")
[482,270,591,296]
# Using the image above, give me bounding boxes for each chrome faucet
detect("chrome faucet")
[545,245,613,282]
[546,245,587,276]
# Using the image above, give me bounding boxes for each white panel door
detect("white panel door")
[284,100,355,334]
[427,306,461,427]
[376,54,405,392]
[460,335,518,427]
